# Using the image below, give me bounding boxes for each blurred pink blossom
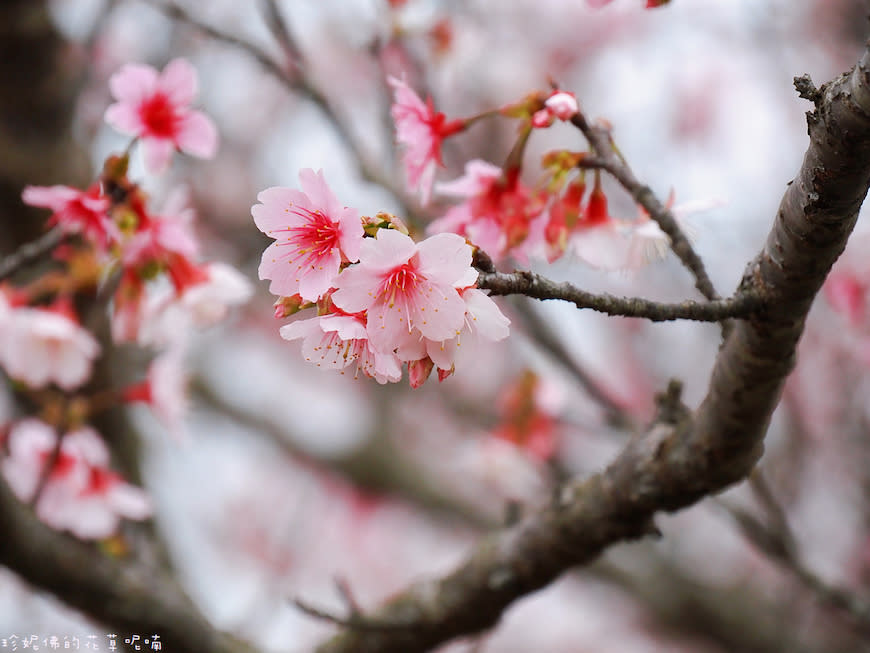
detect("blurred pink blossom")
[433,160,546,262]
[1,419,151,539]
[388,76,464,205]
[532,90,580,127]
[21,184,114,248]
[0,304,100,390]
[105,58,218,173]
[123,349,189,439]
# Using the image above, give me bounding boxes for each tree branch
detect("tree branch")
[571,113,720,302]
[316,49,870,653]
[0,227,64,282]
[0,479,258,653]
[477,270,762,322]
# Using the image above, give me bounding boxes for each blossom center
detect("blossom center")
[380,262,422,305]
[286,207,340,259]
[139,93,181,138]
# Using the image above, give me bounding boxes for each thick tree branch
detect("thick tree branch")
[477,270,762,322]
[0,479,258,653]
[316,48,870,653]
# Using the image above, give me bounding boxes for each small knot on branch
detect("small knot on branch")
[654,379,689,426]
[794,74,821,103]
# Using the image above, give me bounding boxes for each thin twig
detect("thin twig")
[570,113,720,303]
[0,228,65,282]
[293,598,412,632]
[146,0,407,200]
[478,270,763,322]
[260,0,303,68]
[720,471,870,635]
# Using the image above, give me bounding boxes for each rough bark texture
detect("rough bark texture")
[316,50,870,653]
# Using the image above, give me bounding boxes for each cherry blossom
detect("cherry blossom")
[388,76,465,204]
[433,160,546,261]
[138,262,253,347]
[120,189,199,270]
[491,370,563,462]
[0,304,100,390]
[279,310,403,384]
[21,184,114,248]
[621,193,711,269]
[123,349,189,439]
[330,229,474,354]
[253,169,363,302]
[825,273,867,327]
[105,58,218,173]
[111,269,148,344]
[532,91,580,128]
[1,419,151,539]
[422,287,510,373]
[175,262,253,327]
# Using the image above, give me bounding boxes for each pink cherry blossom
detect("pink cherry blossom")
[331,229,474,354]
[111,269,147,344]
[105,58,218,173]
[423,287,510,373]
[253,169,363,302]
[433,160,546,262]
[132,262,251,347]
[123,349,189,439]
[120,189,199,269]
[825,273,866,326]
[388,76,465,205]
[21,184,114,248]
[1,419,151,539]
[531,91,579,128]
[176,262,253,327]
[0,306,100,390]
[279,311,402,384]
[544,91,579,120]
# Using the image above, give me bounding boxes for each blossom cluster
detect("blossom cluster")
[1,419,151,539]
[253,169,510,386]
[1,59,250,539]
[388,79,706,269]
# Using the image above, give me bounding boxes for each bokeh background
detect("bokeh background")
[2,1,869,651]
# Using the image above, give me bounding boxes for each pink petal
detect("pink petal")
[462,288,510,341]
[175,111,218,159]
[320,315,368,340]
[109,63,158,103]
[143,138,175,174]
[298,168,334,212]
[258,241,304,296]
[279,316,321,342]
[106,483,153,520]
[416,233,473,286]
[359,228,417,271]
[330,264,382,314]
[21,185,78,210]
[158,58,198,106]
[104,103,144,135]
[435,159,501,198]
[296,249,341,302]
[337,207,364,263]
[252,186,309,233]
